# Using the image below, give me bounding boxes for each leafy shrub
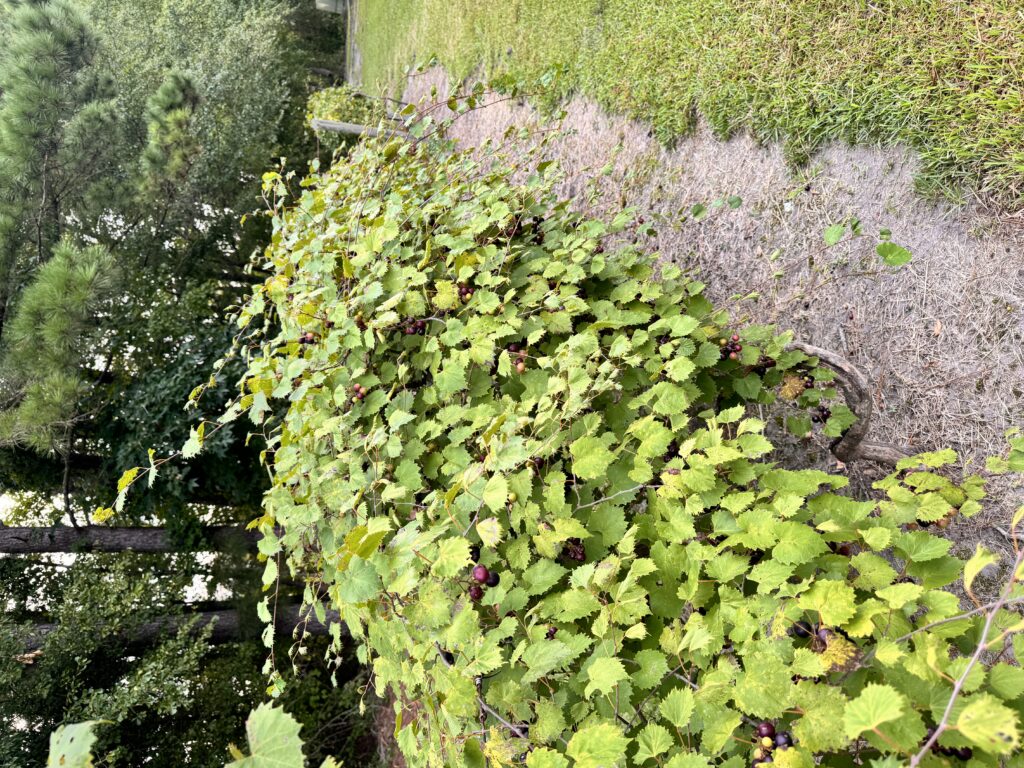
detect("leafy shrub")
[180,102,1024,766]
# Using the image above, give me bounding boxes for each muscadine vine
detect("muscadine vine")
[108,89,1024,767]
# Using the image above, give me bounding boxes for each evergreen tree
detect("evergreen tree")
[139,70,200,201]
[0,3,365,764]
[0,0,120,331]
[0,238,115,453]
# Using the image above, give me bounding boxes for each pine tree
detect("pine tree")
[0,238,115,452]
[139,71,200,201]
[0,0,120,333]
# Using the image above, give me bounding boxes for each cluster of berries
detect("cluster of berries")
[792,621,837,652]
[458,283,475,302]
[827,541,854,557]
[562,538,586,563]
[508,342,528,373]
[720,334,742,360]
[350,383,368,403]
[529,216,545,245]
[752,722,793,765]
[354,311,366,331]
[298,331,317,345]
[467,547,500,601]
[923,728,973,761]
[802,375,816,390]
[811,405,832,423]
[403,317,428,336]
[751,355,776,375]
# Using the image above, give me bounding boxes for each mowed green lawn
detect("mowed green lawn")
[356,0,1024,208]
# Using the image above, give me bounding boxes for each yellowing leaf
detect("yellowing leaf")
[476,518,502,547]
[957,694,1021,754]
[47,721,101,768]
[92,507,114,524]
[964,544,999,593]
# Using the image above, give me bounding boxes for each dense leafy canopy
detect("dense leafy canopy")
[0,1,358,765]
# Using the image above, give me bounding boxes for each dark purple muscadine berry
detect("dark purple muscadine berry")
[817,627,833,643]
[774,732,793,749]
[957,747,973,761]
[755,722,776,739]
[545,626,557,640]
[472,565,490,583]
[469,545,481,563]
[440,650,455,665]
[468,585,484,601]
[486,571,500,588]
[509,343,520,353]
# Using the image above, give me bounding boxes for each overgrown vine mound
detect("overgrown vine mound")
[215,106,1024,768]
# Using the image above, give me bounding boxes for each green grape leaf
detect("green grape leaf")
[660,687,695,729]
[585,657,628,698]
[700,707,741,753]
[797,580,857,627]
[565,722,629,768]
[633,649,670,689]
[989,663,1024,701]
[634,723,674,764]
[226,703,305,768]
[843,684,906,739]
[570,434,616,480]
[527,749,569,768]
[733,654,792,718]
[482,473,509,512]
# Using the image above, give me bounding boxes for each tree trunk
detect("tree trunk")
[309,118,408,139]
[18,604,340,653]
[0,525,258,554]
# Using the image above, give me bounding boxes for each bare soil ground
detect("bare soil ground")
[403,69,1024,557]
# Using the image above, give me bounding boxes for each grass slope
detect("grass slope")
[356,0,1024,209]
